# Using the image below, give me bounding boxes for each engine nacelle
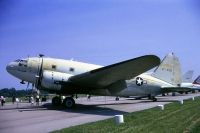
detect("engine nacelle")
[41,70,73,90]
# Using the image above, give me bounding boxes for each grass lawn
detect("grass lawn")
[53,97,200,133]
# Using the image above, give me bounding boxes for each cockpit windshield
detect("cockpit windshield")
[15,59,28,67]
[14,59,21,62]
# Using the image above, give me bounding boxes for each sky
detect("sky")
[0,0,200,89]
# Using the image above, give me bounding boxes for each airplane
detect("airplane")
[7,54,160,108]
[6,53,196,108]
[181,75,200,90]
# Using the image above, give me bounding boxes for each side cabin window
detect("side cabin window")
[52,65,56,70]
[69,67,75,72]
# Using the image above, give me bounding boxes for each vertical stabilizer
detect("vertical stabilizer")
[182,70,194,83]
[152,53,182,86]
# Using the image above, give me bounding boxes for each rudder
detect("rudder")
[151,53,182,86]
[182,70,194,83]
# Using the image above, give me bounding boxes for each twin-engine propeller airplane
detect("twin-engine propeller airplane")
[6,53,197,108]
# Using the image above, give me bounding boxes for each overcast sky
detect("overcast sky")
[0,0,200,89]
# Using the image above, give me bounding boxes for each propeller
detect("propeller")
[35,54,45,95]
[26,82,30,91]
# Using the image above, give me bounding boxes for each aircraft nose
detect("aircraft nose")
[6,62,17,74]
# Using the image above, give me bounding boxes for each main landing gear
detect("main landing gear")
[152,97,157,102]
[62,97,75,108]
[52,96,62,106]
[52,96,75,108]
[148,95,157,102]
[115,97,119,101]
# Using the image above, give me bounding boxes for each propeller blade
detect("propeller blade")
[26,82,30,91]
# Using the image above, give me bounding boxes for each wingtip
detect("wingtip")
[147,54,161,64]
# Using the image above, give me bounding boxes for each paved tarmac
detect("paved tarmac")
[0,93,200,133]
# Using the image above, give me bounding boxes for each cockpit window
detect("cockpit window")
[14,59,21,62]
[17,59,28,67]
[15,59,28,63]
[20,60,28,63]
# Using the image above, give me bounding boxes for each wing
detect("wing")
[69,55,160,89]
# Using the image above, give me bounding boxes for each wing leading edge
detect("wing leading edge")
[69,55,160,89]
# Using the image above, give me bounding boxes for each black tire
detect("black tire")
[152,98,157,102]
[115,97,119,101]
[63,97,75,108]
[135,97,141,100]
[148,94,151,100]
[52,96,62,106]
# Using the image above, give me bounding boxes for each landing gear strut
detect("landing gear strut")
[148,95,157,102]
[152,97,157,102]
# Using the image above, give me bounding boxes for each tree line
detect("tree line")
[0,88,32,97]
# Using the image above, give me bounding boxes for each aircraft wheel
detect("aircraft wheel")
[115,97,119,101]
[148,94,151,100]
[135,97,141,100]
[63,97,75,108]
[52,96,62,106]
[152,97,157,102]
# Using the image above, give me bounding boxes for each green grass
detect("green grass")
[53,97,200,133]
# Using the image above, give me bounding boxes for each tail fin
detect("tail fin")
[151,53,182,86]
[193,76,200,85]
[182,70,194,83]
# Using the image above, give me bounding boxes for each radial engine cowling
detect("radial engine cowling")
[41,70,73,90]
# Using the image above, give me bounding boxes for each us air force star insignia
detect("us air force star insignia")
[136,77,143,86]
